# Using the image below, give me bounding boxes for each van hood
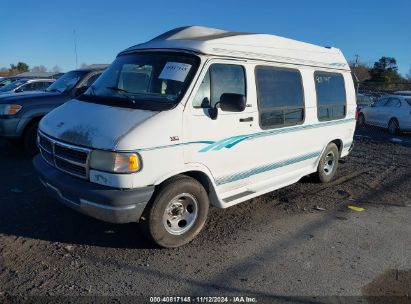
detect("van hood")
[40,99,159,150]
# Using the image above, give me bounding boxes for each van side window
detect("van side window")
[314,72,346,121]
[192,70,211,108]
[193,64,245,108]
[255,66,304,128]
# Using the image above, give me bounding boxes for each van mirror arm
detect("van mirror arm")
[208,102,220,120]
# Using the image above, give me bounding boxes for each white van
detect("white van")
[34,26,356,247]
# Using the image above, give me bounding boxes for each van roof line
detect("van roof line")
[118,26,350,71]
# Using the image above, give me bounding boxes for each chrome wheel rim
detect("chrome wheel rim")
[323,151,335,175]
[163,193,198,235]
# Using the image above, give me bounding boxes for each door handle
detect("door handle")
[239,117,253,122]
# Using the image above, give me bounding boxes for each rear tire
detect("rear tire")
[314,143,339,183]
[23,121,39,157]
[141,176,209,248]
[388,118,399,135]
[358,113,365,126]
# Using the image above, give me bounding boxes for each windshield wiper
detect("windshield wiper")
[88,85,96,96]
[105,86,136,104]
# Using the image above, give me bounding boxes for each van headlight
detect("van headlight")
[90,150,142,173]
[0,104,22,115]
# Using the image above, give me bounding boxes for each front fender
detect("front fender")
[16,112,49,136]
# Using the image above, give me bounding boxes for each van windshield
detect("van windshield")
[79,52,200,111]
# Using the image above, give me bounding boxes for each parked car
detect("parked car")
[0,65,107,153]
[33,26,356,248]
[0,78,55,95]
[358,95,411,134]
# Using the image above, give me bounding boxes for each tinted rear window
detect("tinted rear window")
[314,72,346,121]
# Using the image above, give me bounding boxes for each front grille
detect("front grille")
[54,144,88,163]
[39,135,52,153]
[55,158,87,176]
[38,132,91,179]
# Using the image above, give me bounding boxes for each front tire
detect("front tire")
[314,143,339,183]
[142,176,209,248]
[358,113,365,126]
[23,121,39,156]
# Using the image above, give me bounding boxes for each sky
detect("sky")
[0,0,410,76]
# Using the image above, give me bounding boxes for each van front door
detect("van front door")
[183,61,257,196]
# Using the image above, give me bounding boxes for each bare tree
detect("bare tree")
[31,65,47,73]
[51,65,62,73]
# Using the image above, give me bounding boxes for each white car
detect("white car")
[358,95,411,134]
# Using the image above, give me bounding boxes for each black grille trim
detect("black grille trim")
[37,132,91,180]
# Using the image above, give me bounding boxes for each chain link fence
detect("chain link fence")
[357,81,411,97]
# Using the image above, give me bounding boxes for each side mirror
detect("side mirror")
[220,93,246,112]
[207,93,246,120]
[15,88,23,93]
[73,86,88,97]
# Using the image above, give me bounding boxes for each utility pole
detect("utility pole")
[73,29,78,69]
[354,54,360,93]
[354,54,360,68]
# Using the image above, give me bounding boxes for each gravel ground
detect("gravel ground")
[0,126,410,302]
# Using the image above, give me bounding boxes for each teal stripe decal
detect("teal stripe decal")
[201,118,355,152]
[136,118,354,153]
[137,141,215,152]
[215,150,321,186]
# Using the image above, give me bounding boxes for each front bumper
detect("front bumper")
[33,155,155,224]
[0,117,20,138]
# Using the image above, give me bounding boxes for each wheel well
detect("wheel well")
[23,116,42,136]
[180,171,212,194]
[388,117,400,128]
[330,139,343,156]
[157,171,212,193]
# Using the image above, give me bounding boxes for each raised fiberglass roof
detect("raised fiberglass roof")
[119,26,349,71]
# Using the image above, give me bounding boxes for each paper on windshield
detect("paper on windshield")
[159,62,192,82]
